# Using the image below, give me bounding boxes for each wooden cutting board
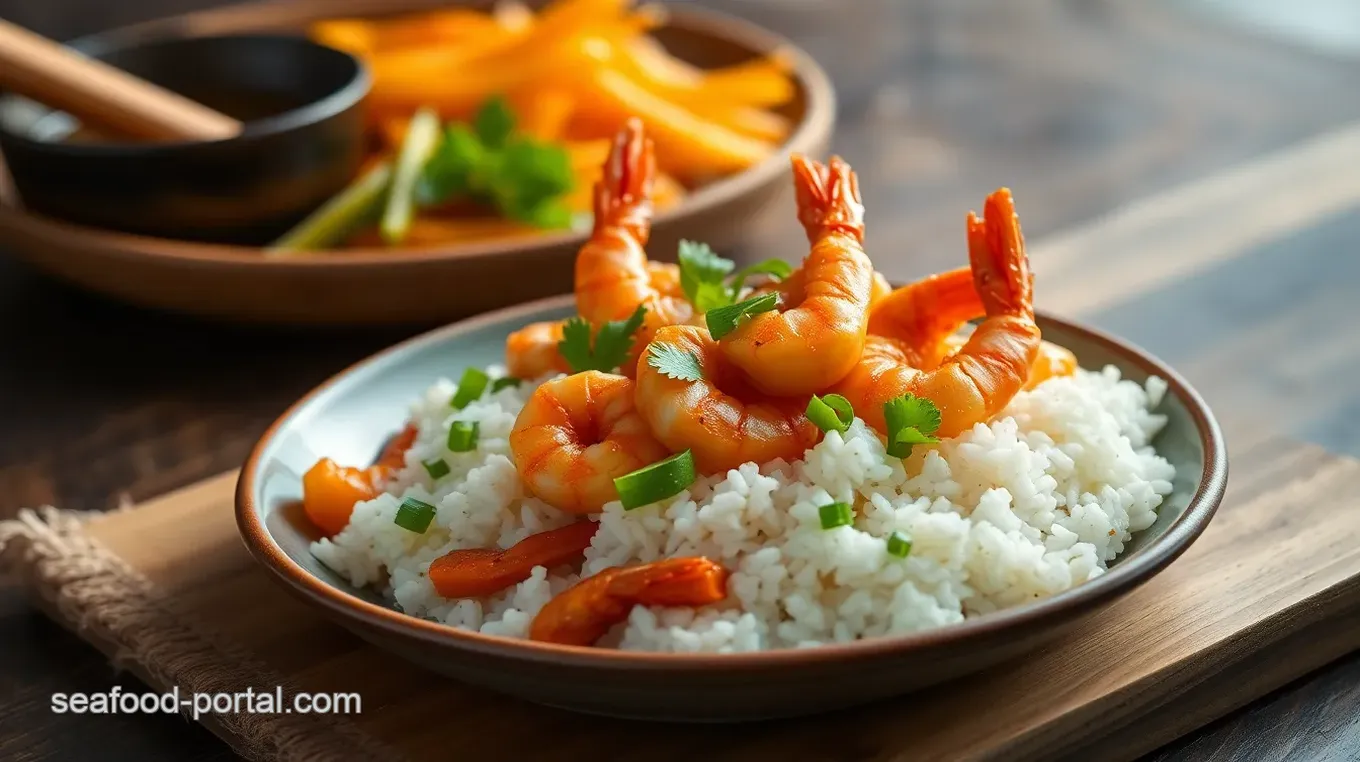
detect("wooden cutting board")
[4,435,1359,762]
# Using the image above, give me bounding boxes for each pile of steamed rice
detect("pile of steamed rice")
[313,364,1175,652]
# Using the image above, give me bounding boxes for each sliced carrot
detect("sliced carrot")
[302,458,379,537]
[575,68,775,180]
[373,422,419,476]
[310,20,376,57]
[429,520,600,598]
[513,88,577,141]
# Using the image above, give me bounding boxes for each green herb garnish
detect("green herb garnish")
[446,421,479,452]
[806,393,854,434]
[646,342,704,382]
[450,367,490,410]
[614,450,697,510]
[419,96,574,230]
[886,530,913,559]
[423,458,451,480]
[394,497,436,533]
[490,376,522,393]
[882,393,942,458]
[706,292,779,340]
[677,240,791,312]
[557,305,647,373]
[818,502,854,530]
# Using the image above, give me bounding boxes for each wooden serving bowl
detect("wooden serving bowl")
[236,295,1228,721]
[0,0,834,326]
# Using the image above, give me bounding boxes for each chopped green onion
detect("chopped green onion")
[806,393,854,434]
[380,107,442,244]
[446,421,479,452]
[818,501,854,530]
[490,376,522,393]
[706,292,779,340]
[394,497,436,533]
[266,161,392,253]
[613,450,697,510]
[422,458,450,480]
[886,530,913,558]
[450,367,490,409]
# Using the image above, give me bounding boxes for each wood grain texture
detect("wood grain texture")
[0,437,1329,760]
[1,0,1359,759]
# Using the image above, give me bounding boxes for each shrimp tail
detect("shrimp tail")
[968,188,1032,316]
[792,154,865,243]
[593,117,656,242]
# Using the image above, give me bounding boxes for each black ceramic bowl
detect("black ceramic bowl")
[0,34,369,245]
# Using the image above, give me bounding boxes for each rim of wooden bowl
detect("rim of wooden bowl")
[236,294,1229,672]
[0,2,836,270]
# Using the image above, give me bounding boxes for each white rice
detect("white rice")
[312,364,1175,652]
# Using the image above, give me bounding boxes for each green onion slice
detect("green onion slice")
[886,530,913,558]
[806,393,854,434]
[818,501,854,530]
[705,292,779,340]
[422,458,450,480]
[394,497,436,533]
[380,107,442,244]
[490,376,522,393]
[450,367,490,409]
[614,450,697,510]
[446,421,479,452]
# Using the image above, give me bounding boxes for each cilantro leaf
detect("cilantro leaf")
[882,394,942,458]
[678,240,735,305]
[416,97,574,231]
[646,342,704,382]
[730,258,793,297]
[418,124,481,204]
[556,305,648,373]
[474,95,516,149]
[706,292,779,340]
[556,317,595,374]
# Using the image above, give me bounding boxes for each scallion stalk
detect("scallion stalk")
[818,501,853,530]
[266,162,392,253]
[613,450,697,510]
[380,107,442,244]
[394,497,436,533]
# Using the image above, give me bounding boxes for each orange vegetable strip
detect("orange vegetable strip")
[402,217,543,246]
[623,36,795,108]
[576,68,774,180]
[513,88,577,141]
[310,20,376,57]
[373,422,419,474]
[429,520,600,598]
[528,557,730,646]
[301,458,380,538]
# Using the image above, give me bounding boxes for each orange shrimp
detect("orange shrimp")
[302,422,418,536]
[504,263,678,379]
[428,520,599,598]
[829,188,1042,439]
[634,324,820,475]
[574,119,694,374]
[715,155,874,396]
[505,321,572,379]
[509,370,670,514]
[940,333,1078,390]
[529,557,730,646]
[872,268,1076,387]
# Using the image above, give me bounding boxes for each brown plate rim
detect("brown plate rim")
[0,3,836,269]
[235,293,1229,671]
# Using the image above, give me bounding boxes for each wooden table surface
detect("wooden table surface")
[2,0,1359,760]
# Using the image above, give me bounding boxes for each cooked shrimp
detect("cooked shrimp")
[634,324,820,474]
[867,266,984,369]
[504,265,680,380]
[939,333,1077,390]
[529,557,730,646]
[574,119,694,372]
[715,155,874,396]
[830,188,1042,439]
[509,370,670,514]
[505,321,572,379]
